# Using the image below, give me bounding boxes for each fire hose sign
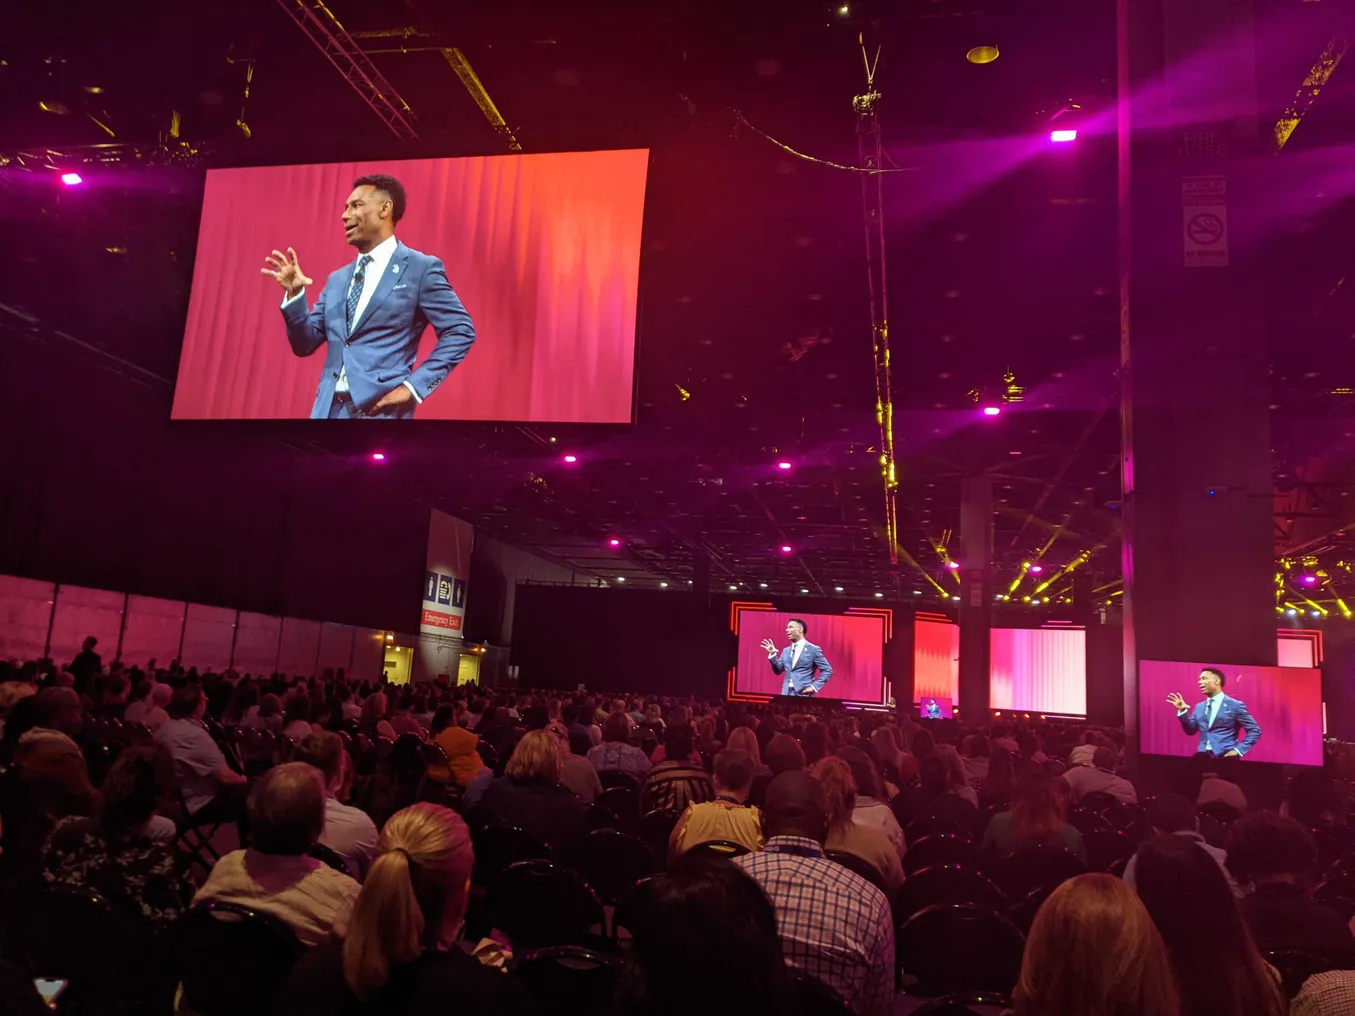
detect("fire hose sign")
[1183,176,1228,268]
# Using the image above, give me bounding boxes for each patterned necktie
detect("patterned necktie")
[346,254,374,329]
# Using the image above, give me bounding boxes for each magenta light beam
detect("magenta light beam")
[1049,129,1078,143]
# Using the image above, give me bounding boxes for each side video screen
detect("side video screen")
[172,150,649,422]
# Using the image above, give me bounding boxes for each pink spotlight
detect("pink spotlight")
[777,461,793,470]
[946,561,960,570]
[608,538,622,548]
[1049,129,1078,143]
[780,545,793,554]
[1028,564,1043,574]
[982,406,1001,417]
[1301,574,1318,585]
[370,452,385,461]
[60,172,84,186]
[563,454,578,464]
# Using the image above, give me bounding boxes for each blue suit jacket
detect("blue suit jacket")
[1179,694,1262,757]
[282,241,475,418]
[769,641,833,696]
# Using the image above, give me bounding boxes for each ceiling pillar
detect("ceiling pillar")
[958,476,994,721]
[1118,0,1276,769]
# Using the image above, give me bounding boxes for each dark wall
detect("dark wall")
[0,331,429,634]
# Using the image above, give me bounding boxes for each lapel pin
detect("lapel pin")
[392,265,399,274]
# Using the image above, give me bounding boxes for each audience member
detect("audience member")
[836,746,904,860]
[983,771,1087,862]
[40,744,193,927]
[547,721,602,803]
[1067,731,1101,768]
[140,681,172,732]
[154,684,248,828]
[1132,834,1286,1016]
[641,723,715,814]
[1124,792,1235,894]
[426,709,494,806]
[980,744,1017,808]
[587,712,651,781]
[1282,768,1348,829]
[194,763,360,947]
[480,730,588,854]
[281,693,314,741]
[1063,746,1137,804]
[1197,755,1248,814]
[278,803,532,1016]
[734,772,894,1016]
[69,636,102,688]
[670,749,762,858]
[763,733,807,775]
[622,855,797,1016]
[296,732,379,880]
[357,692,397,741]
[1013,874,1179,1016]
[813,756,903,893]
[961,734,991,786]
[1226,811,1353,953]
[892,753,984,835]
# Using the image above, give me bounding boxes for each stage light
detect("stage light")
[780,545,793,554]
[616,577,625,582]
[951,595,961,601]
[1050,129,1078,143]
[562,454,577,463]
[966,45,1000,65]
[800,588,809,594]
[1312,610,1322,618]
[385,634,393,641]
[370,452,385,461]
[60,172,84,186]
[1301,574,1318,585]
[759,582,768,589]
[913,590,922,595]
[1028,563,1043,573]
[1031,599,1041,605]
[837,4,850,14]
[946,561,960,570]
[608,538,621,547]
[1286,608,1298,616]
[659,582,668,588]
[728,584,738,591]
[982,406,1001,417]
[777,461,793,470]
[874,592,884,598]
[834,586,844,592]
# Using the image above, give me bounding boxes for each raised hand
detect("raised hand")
[1166,691,1188,712]
[261,247,314,298]
[761,638,778,656]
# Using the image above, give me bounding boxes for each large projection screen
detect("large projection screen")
[990,626,1087,715]
[734,610,887,704]
[172,150,649,422]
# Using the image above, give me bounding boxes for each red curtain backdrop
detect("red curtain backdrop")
[171,150,649,422]
[1139,660,1323,766]
[736,611,886,703]
[913,617,960,705]
[989,627,1087,715]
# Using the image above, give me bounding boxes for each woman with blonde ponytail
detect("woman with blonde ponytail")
[278,803,533,1015]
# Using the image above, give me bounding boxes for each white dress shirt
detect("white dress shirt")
[321,793,379,881]
[281,234,421,403]
[790,639,805,669]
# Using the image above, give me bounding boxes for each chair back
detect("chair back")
[1065,807,1112,835]
[595,786,641,832]
[571,829,658,905]
[686,838,750,858]
[419,740,449,768]
[476,741,500,772]
[895,865,1006,921]
[4,884,156,1015]
[1265,948,1355,998]
[989,845,1087,898]
[790,972,856,1016]
[825,850,890,895]
[897,903,1025,996]
[598,769,641,792]
[307,842,352,877]
[1076,791,1119,814]
[637,807,681,859]
[173,901,304,1016]
[510,946,624,1016]
[904,833,978,875]
[585,802,620,831]
[472,824,554,884]
[910,992,1013,1015]
[905,816,968,845]
[1082,828,1134,872]
[486,860,605,950]
[1197,800,1242,825]
[389,733,426,780]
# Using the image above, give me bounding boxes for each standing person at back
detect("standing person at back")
[734,772,894,1016]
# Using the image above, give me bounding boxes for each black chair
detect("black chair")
[172,901,304,1016]
[1005,881,1061,934]
[486,860,605,950]
[1197,812,1228,848]
[472,824,554,884]
[611,873,661,942]
[1197,800,1242,826]
[510,946,624,1016]
[637,807,681,860]
[685,839,750,859]
[911,992,1013,1015]
[790,971,856,1016]
[894,865,1006,921]
[2,884,157,1016]
[571,829,658,905]
[897,903,1025,996]
[598,769,641,792]
[906,817,969,845]
[1265,948,1355,998]
[1077,791,1119,814]
[1065,807,1112,836]
[1312,826,1355,871]
[595,786,641,832]
[307,842,353,877]
[1083,829,1135,873]
[417,740,450,802]
[476,741,500,772]
[389,733,427,789]
[1103,801,1146,831]
[826,850,890,895]
[989,846,1087,898]
[904,833,979,876]
[585,801,620,831]
[173,788,225,874]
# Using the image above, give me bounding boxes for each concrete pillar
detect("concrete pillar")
[1118,0,1276,768]
[958,476,994,721]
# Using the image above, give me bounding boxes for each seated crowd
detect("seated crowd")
[0,647,1353,1015]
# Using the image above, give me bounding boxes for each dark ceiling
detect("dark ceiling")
[3,0,1355,616]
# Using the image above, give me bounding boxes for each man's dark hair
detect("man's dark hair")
[836,745,881,799]
[764,733,806,775]
[1147,792,1198,834]
[788,618,808,636]
[1225,811,1318,885]
[665,721,694,760]
[352,174,407,224]
[96,745,174,835]
[1201,667,1226,687]
[167,684,203,720]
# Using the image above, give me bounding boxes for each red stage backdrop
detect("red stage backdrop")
[735,611,886,703]
[913,616,960,705]
[1139,660,1323,766]
[990,626,1087,715]
[171,150,649,422]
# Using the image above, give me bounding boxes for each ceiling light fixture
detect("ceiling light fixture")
[60,172,84,186]
[563,454,578,463]
[780,545,793,554]
[966,45,1000,65]
[370,452,385,461]
[608,538,621,547]
[982,406,1001,417]
[1050,129,1078,143]
[777,461,793,471]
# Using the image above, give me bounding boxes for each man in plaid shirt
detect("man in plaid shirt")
[735,772,895,1016]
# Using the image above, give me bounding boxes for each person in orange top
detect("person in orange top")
[426,707,492,805]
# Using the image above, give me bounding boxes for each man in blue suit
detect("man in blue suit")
[261,174,475,419]
[761,618,834,697]
[1167,667,1262,758]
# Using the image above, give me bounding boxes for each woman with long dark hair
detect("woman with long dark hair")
[1132,834,1286,1016]
[983,771,1086,862]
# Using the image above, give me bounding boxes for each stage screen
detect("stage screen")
[990,626,1087,715]
[917,695,954,719]
[735,611,886,703]
[1139,660,1323,766]
[171,150,649,422]
[914,616,960,706]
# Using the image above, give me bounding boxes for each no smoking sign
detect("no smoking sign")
[1182,176,1229,267]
